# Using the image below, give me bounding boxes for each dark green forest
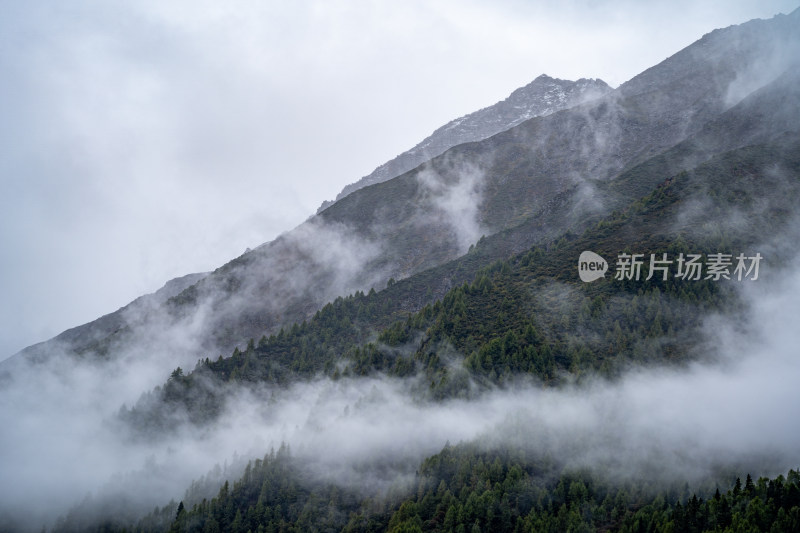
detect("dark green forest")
[165,449,800,533]
[57,444,800,533]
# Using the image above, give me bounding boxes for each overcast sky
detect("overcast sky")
[1,0,797,359]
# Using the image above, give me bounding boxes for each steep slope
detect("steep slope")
[63,135,800,531]
[8,9,799,380]
[318,75,611,211]
[121,133,800,433]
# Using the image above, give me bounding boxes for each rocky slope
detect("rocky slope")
[318,75,611,212]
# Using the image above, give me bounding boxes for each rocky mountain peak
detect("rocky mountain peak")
[317,74,611,213]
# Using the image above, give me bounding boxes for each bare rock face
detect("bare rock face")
[319,75,611,212]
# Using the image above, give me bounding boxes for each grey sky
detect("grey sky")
[1,0,797,358]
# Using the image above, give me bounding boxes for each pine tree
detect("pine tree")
[745,473,755,495]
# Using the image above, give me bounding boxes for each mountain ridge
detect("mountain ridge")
[6,9,799,381]
[316,74,611,213]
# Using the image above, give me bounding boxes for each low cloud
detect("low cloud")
[416,159,487,253]
[3,258,799,531]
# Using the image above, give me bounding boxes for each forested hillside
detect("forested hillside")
[119,137,800,437]
[150,446,800,533]
[44,135,800,532]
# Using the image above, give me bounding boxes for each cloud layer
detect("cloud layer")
[2,256,799,530]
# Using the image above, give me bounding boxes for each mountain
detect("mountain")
[120,88,800,432]
[46,129,800,530]
[57,92,800,533]
[92,7,800,448]
[108,6,800,443]
[317,75,612,212]
[5,8,800,533]
[5,8,798,376]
